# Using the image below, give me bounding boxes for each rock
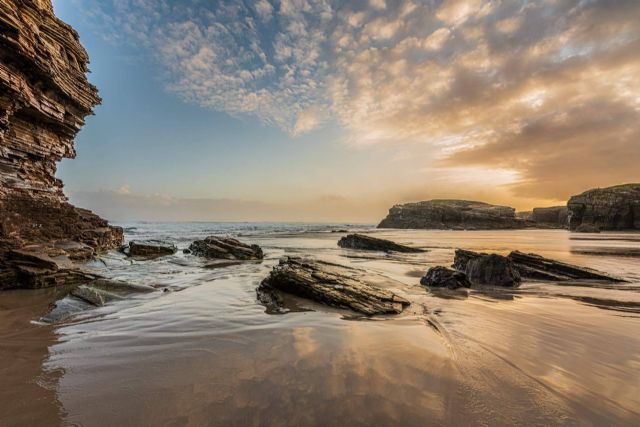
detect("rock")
[378,200,525,230]
[121,241,177,258]
[453,250,521,287]
[42,278,157,322]
[0,0,122,289]
[420,266,470,289]
[183,248,192,254]
[531,206,568,228]
[337,234,424,253]
[1,247,96,290]
[258,256,410,315]
[507,251,625,282]
[189,236,263,260]
[568,183,640,231]
[70,285,122,307]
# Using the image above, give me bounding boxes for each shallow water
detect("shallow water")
[1,223,639,426]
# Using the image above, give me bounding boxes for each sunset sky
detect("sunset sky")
[52,0,640,222]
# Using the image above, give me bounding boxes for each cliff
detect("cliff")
[531,206,568,228]
[377,200,525,230]
[567,184,640,231]
[0,0,122,288]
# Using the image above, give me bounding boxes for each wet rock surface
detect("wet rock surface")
[453,250,521,287]
[42,279,157,323]
[568,183,640,231]
[507,250,625,282]
[0,0,122,289]
[189,236,264,260]
[378,199,525,230]
[258,256,410,315]
[121,241,177,258]
[337,233,424,253]
[420,266,471,289]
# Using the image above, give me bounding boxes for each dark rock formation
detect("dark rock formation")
[567,184,640,231]
[378,199,525,230]
[420,266,470,289]
[121,241,177,258]
[258,256,410,315]
[189,236,263,260]
[337,233,424,253]
[507,251,625,282]
[531,206,568,228]
[454,249,625,283]
[0,0,122,289]
[453,250,521,287]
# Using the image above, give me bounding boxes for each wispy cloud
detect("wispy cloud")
[81,0,640,200]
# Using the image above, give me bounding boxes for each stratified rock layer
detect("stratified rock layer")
[189,236,264,260]
[378,200,525,230]
[258,256,410,315]
[337,234,424,253]
[567,184,640,231]
[0,0,122,289]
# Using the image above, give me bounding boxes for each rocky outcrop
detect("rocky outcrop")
[453,250,521,287]
[0,0,122,289]
[531,206,568,228]
[567,184,640,231]
[507,251,625,282]
[420,266,470,289]
[120,241,177,258]
[337,234,424,253]
[378,200,525,230]
[453,249,624,283]
[189,236,263,260]
[258,256,410,315]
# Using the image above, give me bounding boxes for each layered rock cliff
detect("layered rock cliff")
[377,200,525,230]
[0,0,122,288]
[568,184,640,231]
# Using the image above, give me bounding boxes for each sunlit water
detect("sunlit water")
[1,223,639,426]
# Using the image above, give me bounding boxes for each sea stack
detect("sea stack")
[0,0,123,288]
[378,199,525,230]
[567,184,640,231]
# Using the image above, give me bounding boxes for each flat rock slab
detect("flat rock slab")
[338,234,425,253]
[189,236,264,260]
[258,256,410,315]
[121,241,177,258]
[421,266,471,289]
[507,250,626,282]
[454,249,625,283]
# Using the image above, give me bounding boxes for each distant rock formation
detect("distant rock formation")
[531,206,568,228]
[0,0,123,289]
[568,184,640,231]
[378,200,525,230]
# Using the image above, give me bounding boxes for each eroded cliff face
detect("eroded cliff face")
[0,0,122,288]
[377,200,526,230]
[568,184,640,231]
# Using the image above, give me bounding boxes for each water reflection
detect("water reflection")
[1,226,639,425]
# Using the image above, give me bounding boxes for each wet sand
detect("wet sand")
[1,227,639,426]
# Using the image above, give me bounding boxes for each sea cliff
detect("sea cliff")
[0,0,122,288]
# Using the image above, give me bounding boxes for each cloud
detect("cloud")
[81,0,640,202]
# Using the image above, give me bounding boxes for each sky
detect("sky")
[52,0,640,223]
